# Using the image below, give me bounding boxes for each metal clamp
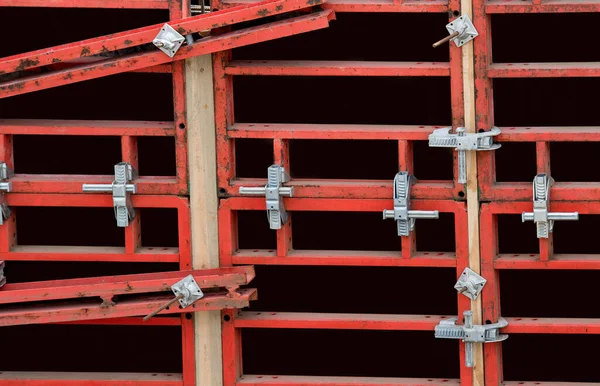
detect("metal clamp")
[239,165,293,230]
[143,274,204,321]
[383,172,439,236]
[521,174,578,238]
[0,162,13,225]
[82,162,138,227]
[435,310,508,368]
[428,127,501,184]
[454,267,486,300]
[432,14,479,48]
[153,24,185,58]
[0,261,6,288]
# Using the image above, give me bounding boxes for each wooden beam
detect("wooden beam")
[461,0,485,384]
[186,54,223,386]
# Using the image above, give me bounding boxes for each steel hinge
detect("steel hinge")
[82,162,138,227]
[239,164,294,230]
[153,24,186,58]
[383,172,439,236]
[435,310,508,368]
[428,127,501,184]
[0,162,13,225]
[521,173,578,238]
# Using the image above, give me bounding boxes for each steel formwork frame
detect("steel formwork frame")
[471,0,600,383]
[0,2,196,385]
[213,0,485,380]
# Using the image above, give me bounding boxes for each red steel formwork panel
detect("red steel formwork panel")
[0,2,195,385]
[213,0,481,381]
[473,0,600,382]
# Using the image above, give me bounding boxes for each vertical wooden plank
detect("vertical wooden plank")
[460,0,485,379]
[186,54,223,386]
[536,141,553,261]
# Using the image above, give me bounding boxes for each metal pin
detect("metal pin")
[143,293,184,321]
[432,31,460,48]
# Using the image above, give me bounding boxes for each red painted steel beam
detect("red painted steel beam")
[0,266,254,304]
[489,63,600,78]
[502,383,598,386]
[504,317,600,334]
[232,250,457,267]
[57,316,182,326]
[235,311,447,330]
[223,0,449,13]
[3,246,180,263]
[0,119,175,136]
[0,10,335,98]
[0,288,257,326]
[225,61,451,77]
[0,0,170,8]
[0,0,325,75]
[486,0,600,13]
[495,254,600,270]
[236,376,460,386]
[0,372,182,386]
[46,59,173,74]
[497,126,600,142]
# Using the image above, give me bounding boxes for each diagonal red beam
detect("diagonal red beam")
[0,0,325,75]
[0,10,335,99]
[0,289,257,327]
[0,266,255,304]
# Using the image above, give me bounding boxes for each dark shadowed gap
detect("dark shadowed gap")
[413,140,454,181]
[138,136,177,176]
[492,13,600,63]
[415,213,455,252]
[0,74,174,121]
[242,329,459,378]
[13,135,121,175]
[553,215,600,254]
[504,334,600,382]
[289,140,398,179]
[501,270,600,318]
[550,142,600,182]
[16,207,125,247]
[233,77,452,125]
[493,78,600,127]
[235,139,274,178]
[139,208,179,248]
[497,214,538,254]
[237,211,277,250]
[233,13,450,62]
[494,142,537,182]
[4,262,179,283]
[0,325,182,373]
[244,265,458,315]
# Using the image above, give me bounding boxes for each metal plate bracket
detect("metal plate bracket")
[239,164,294,230]
[171,275,204,308]
[435,310,508,368]
[382,172,439,236]
[428,127,501,184]
[454,267,486,300]
[447,14,478,47]
[82,162,138,227]
[0,162,13,225]
[153,24,186,58]
[521,174,579,238]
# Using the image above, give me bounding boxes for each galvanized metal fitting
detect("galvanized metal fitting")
[239,164,294,230]
[428,127,501,184]
[172,275,204,308]
[435,310,508,368]
[432,14,479,48]
[82,162,138,227]
[153,24,186,58]
[382,172,439,236]
[0,162,13,225]
[454,268,486,300]
[521,173,579,238]
[0,261,6,288]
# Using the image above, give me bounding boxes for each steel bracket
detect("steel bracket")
[454,267,486,300]
[382,172,439,236]
[521,174,579,238]
[239,164,294,230]
[0,162,13,225]
[82,162,138,227]
[171,274,204,308]
[153,24,186,58]
[447,14,478,47]
[435,310,508,368]
[0,261,5,288]
[428,127,501,184]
